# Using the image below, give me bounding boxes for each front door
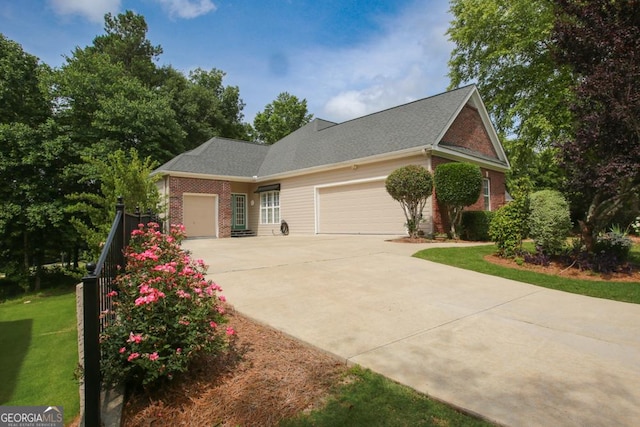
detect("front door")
[231,194,247,231]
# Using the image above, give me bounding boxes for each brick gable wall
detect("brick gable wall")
[168,177,232,238]
[441,105,498,159]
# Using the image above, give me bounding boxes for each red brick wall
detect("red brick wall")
[431,156,506,234]
[168,176,232,238]
[441,105,498,159]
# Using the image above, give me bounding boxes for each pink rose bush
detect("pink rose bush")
[100,222,232,388]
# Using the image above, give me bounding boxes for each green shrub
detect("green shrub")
[385,165,433,238]
[434,162,483,239]
[528,190,572,255]
[100,223,233,389]
[460,211,494,241]
[594,227,633,262]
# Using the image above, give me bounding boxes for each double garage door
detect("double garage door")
[317,180,406,235]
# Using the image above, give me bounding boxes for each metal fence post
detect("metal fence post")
[82,263,101,426]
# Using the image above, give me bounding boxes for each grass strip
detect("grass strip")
[413,244,640,304]
[280,366,493,427]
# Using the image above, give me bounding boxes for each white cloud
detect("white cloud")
[49,0,121,23]
[286,0,454,122]
[156,0,217,19]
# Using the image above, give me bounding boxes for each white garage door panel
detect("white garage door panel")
[318,181,405,234]
[183,195,217,238]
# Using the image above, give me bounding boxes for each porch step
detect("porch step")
[231,229,257,238]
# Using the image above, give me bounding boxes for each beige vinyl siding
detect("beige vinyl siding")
[183,194,218,238]
[317,179,404,234]
[257,154,432,236]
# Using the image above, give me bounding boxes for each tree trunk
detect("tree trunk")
[578,220,595,253]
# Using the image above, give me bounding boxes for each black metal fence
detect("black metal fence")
[81,198,161,426]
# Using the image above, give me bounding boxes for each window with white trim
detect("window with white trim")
[260,191,280,224]
[483,178,491,211]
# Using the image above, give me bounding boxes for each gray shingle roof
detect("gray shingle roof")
[258,85,476,176]
[154,137,270,177]
[154,85,501,179]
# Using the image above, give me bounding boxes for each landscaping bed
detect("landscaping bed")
[120,309,348,426]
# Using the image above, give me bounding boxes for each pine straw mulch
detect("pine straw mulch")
[484,253,640,283]
[120,309,349,426]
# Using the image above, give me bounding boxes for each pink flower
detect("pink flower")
[106,290,118,297]
[209,321,217,329]
[176,289,191,299]
[217,306,225,314]
[127,332,143,344]
[128,352,140,362]
[119,347,126,354]
[226,327,236,336]
[148,352,159,361]
[179,319,190,326]
[219,295,226,302]
[176,348,182,354]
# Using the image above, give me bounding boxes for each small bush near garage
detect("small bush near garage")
[528,190,572,255]
[433,162,483,239]
[385,165,433,239]
[100,223,234,390]
[460,211,494,241]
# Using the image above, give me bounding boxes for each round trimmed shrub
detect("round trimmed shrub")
[528,190,572,255]
[434,162,482,238]
[385,165,433,238]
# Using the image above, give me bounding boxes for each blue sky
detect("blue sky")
[0,0,455,123]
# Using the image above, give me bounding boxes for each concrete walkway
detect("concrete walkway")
[183,235,640,427]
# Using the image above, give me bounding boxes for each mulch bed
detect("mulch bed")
[484,253,640,282]
[120,309,348,426]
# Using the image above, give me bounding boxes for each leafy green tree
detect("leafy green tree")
[89,11,163,85]
[0,35,72,290]
[252,92,313,144]
[385,165,433,239]
[67,148,161,257]
[433,163,483,239]
[447,0,574,178]
[160,66,249,148]
[553,0,640,251]
[0,34,50,125]
[528,190,572,255]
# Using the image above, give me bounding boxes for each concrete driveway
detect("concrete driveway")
[183,235,640,427]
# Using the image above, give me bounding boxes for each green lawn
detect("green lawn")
[281,366,493,427]
[0,287,80,425]
[414,244,640,304]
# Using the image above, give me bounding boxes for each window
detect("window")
[483,178,491,211]
[260,191,280,224]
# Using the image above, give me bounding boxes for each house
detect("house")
[153,84,510,238]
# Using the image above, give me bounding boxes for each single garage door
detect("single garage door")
[317,180,406,234]
[183,194,217,238]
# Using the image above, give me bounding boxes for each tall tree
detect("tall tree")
[553,0,640,251]
[0,35,73,290]
[90,11,163,85]
[0,34,50,125]
[67,148,161,257]
[447,0,574,177]
[252,92,313,144]
[160,66,249,148]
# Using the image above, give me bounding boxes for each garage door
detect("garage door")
[317,181,406,234]
[183,194,217,238]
